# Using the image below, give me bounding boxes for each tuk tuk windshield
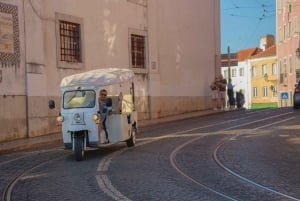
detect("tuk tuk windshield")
[63,90,96,109]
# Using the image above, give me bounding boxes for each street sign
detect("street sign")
[281,92,288,99]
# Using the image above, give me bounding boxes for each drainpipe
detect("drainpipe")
[22,0,29,138]
[146,2,152,120]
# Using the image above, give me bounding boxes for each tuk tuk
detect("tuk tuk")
[49,68,137,161]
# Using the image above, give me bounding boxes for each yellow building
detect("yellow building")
[249,45,278,109]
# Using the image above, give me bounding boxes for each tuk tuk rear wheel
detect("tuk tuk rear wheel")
[126,127,136,147]
[74,137,84,161]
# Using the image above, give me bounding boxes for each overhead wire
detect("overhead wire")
[222,0,275,50]
[242,19,263,48]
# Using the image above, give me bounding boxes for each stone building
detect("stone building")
[0,0,220,142]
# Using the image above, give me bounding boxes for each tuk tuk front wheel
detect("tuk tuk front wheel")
[126,127,136,147]
[74,137,84,161]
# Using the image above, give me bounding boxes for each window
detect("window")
[278,27,282,42]
[263,86,268,97]
[288,21,292,38]
[252,66,257,77]
[231,68,236,77]
[272,63,277,75]
[63,90,95,109]
[56,13,84,69]
[239,67,244,76]
[273,85,277,97]
[283,58,287,75]
[59,21,81,63]
[262,64,267,76]
[296,69,300,82]
[294,16,298,35]
[131,34,146,69]
[284,25,286,41]
[253,87,257,98]
[279,59,287,83]
[289,55,293,73]
[278,0,282,10]
[224,70,228,79]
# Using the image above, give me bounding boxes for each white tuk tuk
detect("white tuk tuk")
[49,68,137,161]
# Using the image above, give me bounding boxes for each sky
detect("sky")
[221,0,276,54]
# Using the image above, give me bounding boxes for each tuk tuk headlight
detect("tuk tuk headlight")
[74,113,81,122]
[92,114,99,121]
[56,116,64,122]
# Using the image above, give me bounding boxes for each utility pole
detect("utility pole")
[228,46,231,80]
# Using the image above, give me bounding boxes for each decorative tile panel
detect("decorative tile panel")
[0,2,20,68]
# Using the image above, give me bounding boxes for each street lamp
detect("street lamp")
[227,46,231,80]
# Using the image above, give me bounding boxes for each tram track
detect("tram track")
[212,136,300,201]
[1,108,298,200]
[0,149,67,201]
[169,112,300,201]
[97,108,299,201]
[0,147,61,166]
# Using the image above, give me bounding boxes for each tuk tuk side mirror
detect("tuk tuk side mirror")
[49,100,55,109]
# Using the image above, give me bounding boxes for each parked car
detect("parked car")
[293,80,300,109]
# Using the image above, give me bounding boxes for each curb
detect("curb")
[0,109,223,154]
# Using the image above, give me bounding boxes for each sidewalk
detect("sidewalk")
[0,109,221,154]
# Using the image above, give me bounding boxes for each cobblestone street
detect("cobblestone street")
[1,108,300,201]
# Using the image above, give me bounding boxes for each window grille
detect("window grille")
[131,34,145,68]
[59,21,81,63]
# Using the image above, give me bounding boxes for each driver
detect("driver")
[99,89,110,143]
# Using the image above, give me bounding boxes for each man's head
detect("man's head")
[99,89,107,103]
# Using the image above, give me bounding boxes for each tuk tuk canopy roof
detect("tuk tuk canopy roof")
[60,68,134,89]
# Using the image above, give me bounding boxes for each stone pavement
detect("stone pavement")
[0,109,222,154]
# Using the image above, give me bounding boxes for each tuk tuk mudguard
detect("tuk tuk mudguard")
[63,130,89,149]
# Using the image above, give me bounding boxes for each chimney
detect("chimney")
[260,35,275,51]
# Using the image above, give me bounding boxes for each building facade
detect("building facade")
[221,48,262,109]
[0,0,220,142]
[221,35,277,109]
[276,0,300,107]
[249,45,278,109]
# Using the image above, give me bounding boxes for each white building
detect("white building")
[221,48,262,109]
[221,35,275,109]
[0,0,220,142]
